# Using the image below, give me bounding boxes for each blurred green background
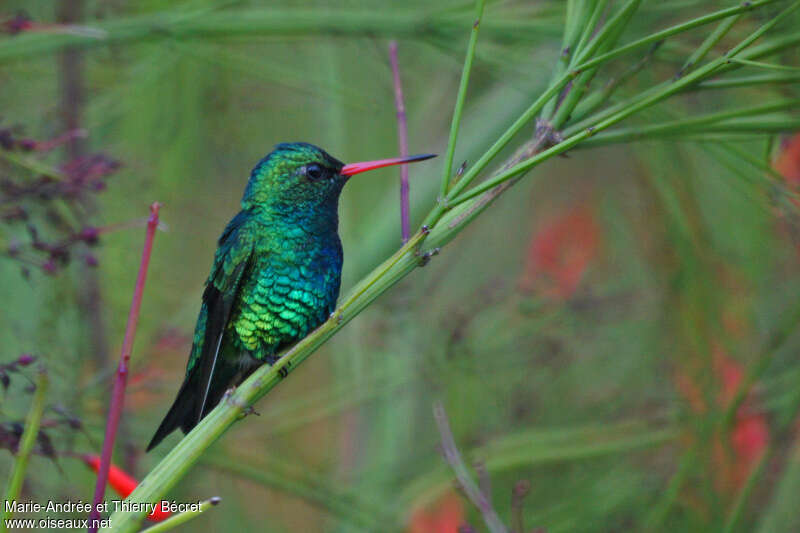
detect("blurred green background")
[1,1,800,532]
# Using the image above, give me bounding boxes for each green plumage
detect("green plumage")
[148,143,346,451]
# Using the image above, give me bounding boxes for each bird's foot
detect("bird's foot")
[242,405,260,417]
[224,388,259,418]
[416,247,440,267]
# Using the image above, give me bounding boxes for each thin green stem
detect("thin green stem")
[677,11,742,76]
[575,98,800,147]
[1,370,48,533]
[551,0,642,126]
[453,1,800,205]
[695,72,800,89]
[728,57,800,72]
[434,0,780,209]
[143,497,221,533]
[575,0,781,74]
[573,1,610,61]
[540,0,598,119]
[439,0,487,198]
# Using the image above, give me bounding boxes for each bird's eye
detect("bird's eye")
[305,164,324,180]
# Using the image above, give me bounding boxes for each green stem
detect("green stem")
[575,98,800,147]
[451,0,800,205]
[104,230,427,532]
[143,497,221,533]
[677,10,742,76]
[550,0,642,126]
[728,57,800,72]
[695,72,800,89]
[99,3,799,530]
[440,0,487,198]
[430,0,780,210]
[1,370,49,532]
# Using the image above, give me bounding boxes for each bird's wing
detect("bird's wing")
[194,210,255,423]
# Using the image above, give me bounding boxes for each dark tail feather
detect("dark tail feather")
[146,377,200,452]
[146,356,254,452]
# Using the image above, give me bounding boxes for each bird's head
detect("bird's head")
[241,142,435,212]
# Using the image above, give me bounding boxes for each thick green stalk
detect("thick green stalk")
[104,231,427,532]
[1,370,48,532]
[439,0,487,197]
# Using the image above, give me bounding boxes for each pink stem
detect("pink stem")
[88,202,161,532]
[389,41,410,244]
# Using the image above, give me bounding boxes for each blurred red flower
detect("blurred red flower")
[774,133,800,187]
[674,349,769,493]
[713,351,769,486]
[82,454,171,521]
[520,205,600,299]
[408,492,465,533]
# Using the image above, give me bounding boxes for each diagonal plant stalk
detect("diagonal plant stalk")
[0,369,48,533]
[105,2,799,530]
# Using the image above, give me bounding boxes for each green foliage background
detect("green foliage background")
[1,1,800,532]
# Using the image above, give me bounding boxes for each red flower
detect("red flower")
[408,492,464,533]
[520,205,600,299]
[713,351,769,485]
[82,455,171,521]
[674,349,769,493]
[774,133,800,187]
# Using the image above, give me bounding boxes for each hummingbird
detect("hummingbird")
[147,142,435,451]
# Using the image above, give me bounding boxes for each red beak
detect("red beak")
[340,153,436,176]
